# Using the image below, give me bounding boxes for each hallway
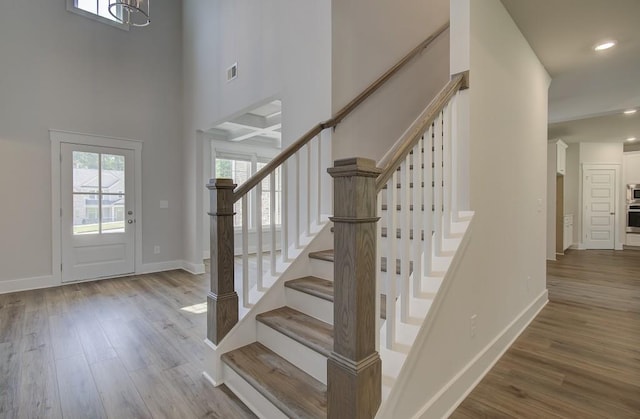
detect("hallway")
[452,248,640,418]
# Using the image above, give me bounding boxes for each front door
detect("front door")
[61,143,135,282]
[583,168,616,249]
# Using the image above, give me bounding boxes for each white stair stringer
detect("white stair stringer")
[377,214,474,414]
[203,222,333,387]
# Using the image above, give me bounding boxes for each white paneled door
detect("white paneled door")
[61,143,135,282]
[583,167,616,249]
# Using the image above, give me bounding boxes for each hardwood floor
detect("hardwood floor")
[452,248,640,418]
[0,270,255,419]
[2,248,638,418]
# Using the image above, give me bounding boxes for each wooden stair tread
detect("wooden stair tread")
[257,307,333,357]
[222,342,327,419]
[285,276,387,320]
[285,276,334,302]
[308,250,334,262]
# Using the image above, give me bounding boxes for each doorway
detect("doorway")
[582,165,620,249]
[51,131,142,283]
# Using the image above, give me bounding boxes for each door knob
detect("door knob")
[128,210,133,215]
[128,219,134,224]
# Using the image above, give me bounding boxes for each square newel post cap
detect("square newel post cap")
[327,157,382,178]
[207,178,236,190]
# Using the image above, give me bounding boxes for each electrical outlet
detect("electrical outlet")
[470,314,478,338]
[153,245,160,254]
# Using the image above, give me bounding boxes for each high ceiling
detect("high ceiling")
[501,0,640,147]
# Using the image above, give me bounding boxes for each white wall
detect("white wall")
[0,0,183,289]
[330,0,450,163]
[580,142,624,165]
[182,0,331,270]
[386,1,550,416]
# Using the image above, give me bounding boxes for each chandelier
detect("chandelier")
[109,0,150,27]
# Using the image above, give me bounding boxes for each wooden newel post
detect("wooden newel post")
[327,158,382,419]
[206,178,238,345]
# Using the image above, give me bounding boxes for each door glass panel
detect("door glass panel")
[102,194,125,233]
[73,194,100,235]
[73,151,99,193]
[101,154,125,194]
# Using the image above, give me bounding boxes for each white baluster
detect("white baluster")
[401,157,411,323]
[386,171,398,349]
[376,195,382,351]
[423,125,434,275]
[317,135,322,224]
[281,161,289,262]
[450,94,459,221]
[433,114,443,257]
[443,103,453,238]
[295,151,301,248]
[307,143,312,235]
[270,171,277,276]
[242,195,249,307]
[412,138,424,295]
[255,182,264,290]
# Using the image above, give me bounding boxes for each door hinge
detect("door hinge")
[60,208,63,217]
[60,153,62,163]
[60,263,63,272]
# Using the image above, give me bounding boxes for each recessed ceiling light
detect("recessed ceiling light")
[624,109,637,115]
[626,137,637,142]
[594,41,616,51]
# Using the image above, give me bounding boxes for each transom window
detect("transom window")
[66,0,127,29]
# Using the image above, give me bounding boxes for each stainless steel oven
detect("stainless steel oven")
[628,184,640,204]
[628,204,640,233]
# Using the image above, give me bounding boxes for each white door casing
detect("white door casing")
[582,166,617,250]
[51,130,142,283]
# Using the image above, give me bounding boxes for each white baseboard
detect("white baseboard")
[182,260,206,275]
[0,274,60,295]
[138,260,184,274]
[414,290,549,419]
[0,259,196,295]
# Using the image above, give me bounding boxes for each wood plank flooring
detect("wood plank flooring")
[0,270,255,419]
[2,248,638,418]
[452,248,640,418]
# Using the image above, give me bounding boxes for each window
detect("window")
[67,0,128,29]
[215,157,281,228]
[72,151,126,235]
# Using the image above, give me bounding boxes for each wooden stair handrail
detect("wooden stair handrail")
[232,22,450,203]
[375,71,468,192]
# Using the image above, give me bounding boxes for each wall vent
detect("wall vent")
[227,63,238,81]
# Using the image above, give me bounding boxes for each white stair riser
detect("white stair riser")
[309,258,333,280]
[257,323,328,384]
[223,364,288,419]
[285,287,333,324]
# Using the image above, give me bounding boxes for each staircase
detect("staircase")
[203,25,472,419]
[221,252,334,418]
